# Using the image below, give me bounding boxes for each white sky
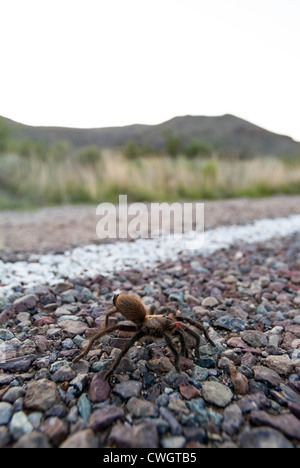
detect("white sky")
[0,0,299,140]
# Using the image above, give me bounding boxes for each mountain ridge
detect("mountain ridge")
[1,113,300,157]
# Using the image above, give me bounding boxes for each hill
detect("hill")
[1,113,300,157]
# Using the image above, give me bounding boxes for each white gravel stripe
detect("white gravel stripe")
[0,214,300,299]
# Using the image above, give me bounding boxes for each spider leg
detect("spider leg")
[177,324,201,360]
[163,332,181,373]
[73,322,139,363]
[175,316,215,347]
[104,307,117,328]
[104,329,146,380]
[73,324,120,363]
[174,328,189,357]
[149,305,156,315]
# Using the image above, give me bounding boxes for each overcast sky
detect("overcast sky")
[1,0,299,140]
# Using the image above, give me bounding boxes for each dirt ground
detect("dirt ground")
[1,195,300,260]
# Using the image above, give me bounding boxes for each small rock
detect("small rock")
[60,429,98,448]
[10,411,33,440]
[52,365,76,382]
[127,396,158,418]
[2,387,25,403]
[179,384,201,400]
[229,363,249,395]
[222,403,243,435]
[241,330,268,348]
[159,407,183,435]
[13,294,37,312]
[222,275,238,284]
[196,356,216,368]
[77,393,92,422]
[88,372,111,403]
[253,366,282,387]
[202,297,219,308]
[161,436,186,448]
[13,431,51,448]
[240,427,294,448]
[109,422,159,448]
[238,392,271,413]
[192,365,209,382]
[0,426,11,448]
[147,356,175,373]
[250,410,300,440]
[0,354,36,373]
[58,320,88,336]
[256,304,268,315]
[0,329,14,341]
[262,355,295,375]
[89,405,124,430]
[113,380,142,400]
[24,378,61,412]
[214,315,245,331]
[201,381,233,408]
[40,417,68,446]
[0,402,13,425]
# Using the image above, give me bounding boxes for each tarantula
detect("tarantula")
[73,292,215,380]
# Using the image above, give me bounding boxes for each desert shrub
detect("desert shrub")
[185,139,212,158]
[163,130,184,157]
[122,140,140,160]
[77,145,102,165]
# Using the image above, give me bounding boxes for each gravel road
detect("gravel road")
[1,196,300,259]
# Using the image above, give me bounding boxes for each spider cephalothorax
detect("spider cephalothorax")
[73,292,215,380]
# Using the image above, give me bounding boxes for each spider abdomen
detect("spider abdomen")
[114,293,148,323]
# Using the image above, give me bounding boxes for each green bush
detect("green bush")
[78,145,102,165]
[185,139,212,158]
[163,130,184,157]
[122,140,140,160]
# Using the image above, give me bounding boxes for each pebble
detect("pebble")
[0,354,36,373]
[89,405,124,430]
[214,315,246,331]
[13,431,51,448]
[24,379,61,412]
[77,393,92,422]
[161,435,186,448]
[222,403,243,435]
[241,330,268,348]
[127,396,158,418]
[250,411,300,440]
[263,355,295,375]
[10,411,33,440]
[240,427,294,448]
[109,422,159,448]
[13,295,37,312]
[253,366,282,387]
[113,381,142,400]
[0,402,13,425]
[88,372,111,403]
[0,329,14,341]
[60,429,98,448]
[201,381,233,408]
[58,320,88,336]
[202,296,219,308]
[40,417,68,446]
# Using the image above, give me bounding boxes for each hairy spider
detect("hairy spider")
[73,292,215,380]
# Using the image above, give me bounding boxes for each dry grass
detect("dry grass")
[1,150,300,209]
